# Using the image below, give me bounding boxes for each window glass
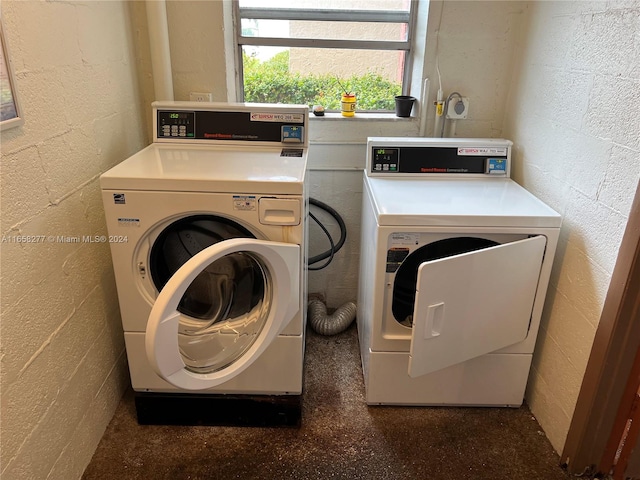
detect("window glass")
[239,0,410,12]
[242,47,404,110]
[236,0,414,111]
[242,19,408,42]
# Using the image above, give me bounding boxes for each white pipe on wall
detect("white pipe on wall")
[146,0,174,101]
[419,78,430,137]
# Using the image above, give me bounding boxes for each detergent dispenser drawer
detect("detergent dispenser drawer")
[259,198,301,226]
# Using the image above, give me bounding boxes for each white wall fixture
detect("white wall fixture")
[446,96,469,119]
[189,92,213,102]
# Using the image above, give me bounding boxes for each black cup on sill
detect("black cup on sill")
[395,95,416,117]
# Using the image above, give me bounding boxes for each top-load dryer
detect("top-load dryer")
[101,102,308,425]
[357,137,561,406]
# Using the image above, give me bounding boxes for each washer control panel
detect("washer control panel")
[153,102,308,146]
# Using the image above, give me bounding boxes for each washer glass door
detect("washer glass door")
[146,216,300,390]
[150,215,259,322]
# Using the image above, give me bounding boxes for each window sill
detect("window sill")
[309,112,416,121]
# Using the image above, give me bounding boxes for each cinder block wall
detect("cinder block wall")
[503,0,640,453]
[0,2,147,478]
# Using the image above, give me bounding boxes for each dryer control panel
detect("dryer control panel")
[367,138,512,178]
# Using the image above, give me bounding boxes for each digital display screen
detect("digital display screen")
[159,111,193,123]
[374,148,399,163]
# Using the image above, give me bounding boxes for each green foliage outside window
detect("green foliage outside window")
[243,51,402,111]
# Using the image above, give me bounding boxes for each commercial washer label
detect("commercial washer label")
[233,195,256,211]
[458,147,508,156]
[250,112,305,123]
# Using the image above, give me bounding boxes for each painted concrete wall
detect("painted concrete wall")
[503,1,640,453]
[0,2,146,478]
[165,1,228,102]
[421,1,526,138]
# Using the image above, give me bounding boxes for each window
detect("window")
[234,0,416,112]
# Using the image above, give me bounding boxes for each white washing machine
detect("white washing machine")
[100,102,308,425]
[357,137,561,406]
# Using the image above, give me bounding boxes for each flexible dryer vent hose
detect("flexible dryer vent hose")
[308,299,357,336]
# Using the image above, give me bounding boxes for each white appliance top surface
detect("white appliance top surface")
[366,175,562,228]
[100,143,307,194]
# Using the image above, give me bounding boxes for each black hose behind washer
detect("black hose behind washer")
[308,197,347,270]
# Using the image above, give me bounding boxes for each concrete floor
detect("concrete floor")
[83,325,572,480]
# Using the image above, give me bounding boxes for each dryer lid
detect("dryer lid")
[365,175,562,228]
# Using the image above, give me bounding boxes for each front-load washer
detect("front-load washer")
[357,137,561,407]
[100,102,308,425]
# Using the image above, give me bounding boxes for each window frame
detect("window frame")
[232,1,418,110]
